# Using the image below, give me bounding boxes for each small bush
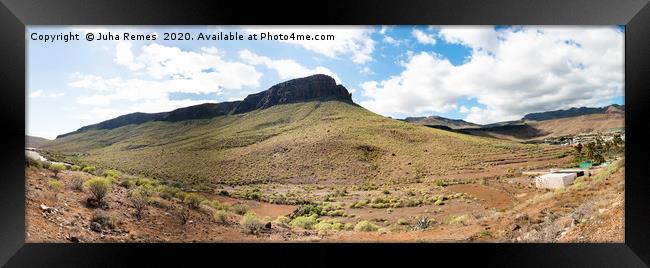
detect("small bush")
[84,177,112,203]
[119,179,136,189]
[448,214,468,225]
[71,165,81,171]
[290,215,319,230]
[314,219,345,232]
[354,220,379,232]
[157,185,181,200]
[103,169,121,179]
[213,210,230,224]
[135,177,158,187]
[49,163,66,178]
[26,157,43,168]
[397,218,409,225]
[292,204,323,218]
[230,203,249,215]
[183,193,206,209]
[91,210,120,229]
[128,187,150,220]
[176,206,190,225]
[71,176,85,191]
[82,166,96,173]
[47,179,64,198]
[276,215,291,225]
[240,212,264,234]
[217,189,230,196]
[202,199,231,211]
[434,179,448,187]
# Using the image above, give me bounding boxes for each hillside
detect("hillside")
[523,104,624,121]
[26,135,50,148]
[40,75,556,188]
[402,116,480,129]
[460,112,624,141]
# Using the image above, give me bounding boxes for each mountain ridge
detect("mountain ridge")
[58,74,352,138]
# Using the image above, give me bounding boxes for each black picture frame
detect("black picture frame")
[1,0,649,266]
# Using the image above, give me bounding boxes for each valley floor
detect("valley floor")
[25,154,624,243]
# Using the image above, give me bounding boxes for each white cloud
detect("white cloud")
[383,35,400,46]
[242,26,375,64]
[29,90,43,98]
[28,89,64,99]
[412,29,437,45]
[438,26,500,54]
[114,42,145,70]
[70,43,263,107]
[239,49,343,84]
[361,26,624,124]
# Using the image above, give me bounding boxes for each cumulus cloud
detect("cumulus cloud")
[70,43,263,107]
[238,49,343,84]
[242,26,376,64]
[114,42,145,70]
[412,29,437,45]
[360,26,624,124]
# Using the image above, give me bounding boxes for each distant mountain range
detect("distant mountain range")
[522,104,624,121]
[26,135,50,148]
[402,116,480,129]
[403,104,624,141]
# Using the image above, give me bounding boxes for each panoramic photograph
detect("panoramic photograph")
[25,25,624,243]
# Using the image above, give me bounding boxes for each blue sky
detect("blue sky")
[27,26,624,139]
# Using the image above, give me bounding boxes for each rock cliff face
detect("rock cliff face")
[232,74,352,114]
[57,74,352,138]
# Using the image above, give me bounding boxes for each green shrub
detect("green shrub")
[136,177,158,187]
[290,215,319,230]
[240,212,264,234]
[157,185,181,200]
[91,210,120,229]
[48,179,64,191]
[84,177,112,202]
[448,214,468,225]
[128,187,150,219]
[71,176,85,191]
[82,166,96,173]
[217,189,230,196]
[292,204,323,218]
[230,203,249,215]
[314,219,345,232]
[434,179,448,187]
[119,178,136,189]
[48,163,66,177]
[71,165,81,171]
[103,169,121,179]
[202,200,231,211]
[276,215,290,225]
[183,193,206,209]
[213,210,230,224]
[354,220,379,232]
[26,157,43,168]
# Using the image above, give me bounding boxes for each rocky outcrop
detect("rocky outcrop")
[232,74,352,114]
[57,74,352,138]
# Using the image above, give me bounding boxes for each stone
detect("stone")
[90,222,102,232]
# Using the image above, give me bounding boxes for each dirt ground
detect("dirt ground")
[25,155,624,243]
